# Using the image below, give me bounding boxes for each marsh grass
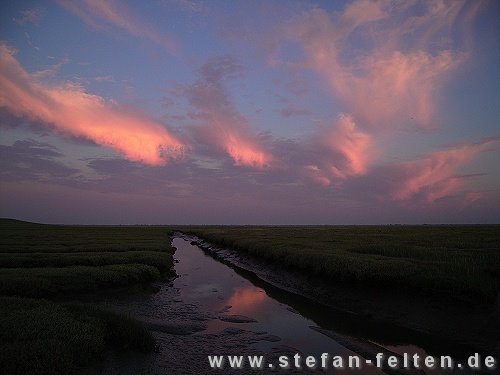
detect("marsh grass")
[0,219,173,297]
[0,219,170,253]
[0,251,171,270]
[0,297,155,375]
[180,225,500,303]
[0,219,173,374]
[0,264,161,297]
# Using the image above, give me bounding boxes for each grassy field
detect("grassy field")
[179,225,500,303]
[3,220,498,372]
[0,218,173,374]
[0,297,155,374]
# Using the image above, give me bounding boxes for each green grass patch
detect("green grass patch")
[0,297,154,375]
[178,225,500,303]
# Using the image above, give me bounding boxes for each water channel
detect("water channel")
[93,236,484,374]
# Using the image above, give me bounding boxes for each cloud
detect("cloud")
[5,139,63,158]
[295,134,499,206]
[0,44,185,166]
[461,191,482,209]
[170,0,207,14]
[183,56,273,168]
[338,136,498,206]
[94,75,115,83]
[0,139,78,182]
[280,104,310,118]
[285,0,476,129]
[32,58,70,80]
[14,8,43,25]
[57,0,176,53]
[303,114,373,185]
[390,138,499,203]
[23,31,40,52]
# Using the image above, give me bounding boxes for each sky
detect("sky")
[0,0,499,225]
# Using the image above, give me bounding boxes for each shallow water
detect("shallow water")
[175,237,352,351]
[172,236,482,374]
[90,236,484,374]
[173,236,382,374]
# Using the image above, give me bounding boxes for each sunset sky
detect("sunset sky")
[0,0,499,224]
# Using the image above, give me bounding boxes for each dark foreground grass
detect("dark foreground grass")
[180,225,500,303]
[0,219,174,374]
[0,297,155,375]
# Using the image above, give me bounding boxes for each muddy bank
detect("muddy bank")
[83,236,331,374]
[83,280,304,374]
[184,233,500,356]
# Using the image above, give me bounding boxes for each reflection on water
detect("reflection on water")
[226,287,267,315]
[173,237,370,374]
[172,237,476,374]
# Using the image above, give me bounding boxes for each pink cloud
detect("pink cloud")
[287,1,474,129]
[184,56,273,169]
[57,0,176,53]
[339,50,456,128]
[392,138,499,203]
[304,114,373,185]
[0,44,185,166]
[340,0,387,31]
[321,114,373,177]
[223,132,272,168]
[193,112,274,169]
[460,191,482,209]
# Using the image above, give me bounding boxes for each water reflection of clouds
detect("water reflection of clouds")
[226,286,267,314]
